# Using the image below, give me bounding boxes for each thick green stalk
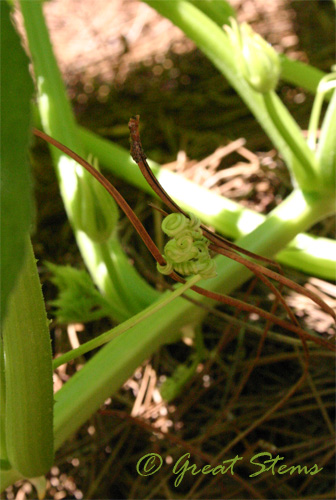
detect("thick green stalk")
[191,0,235,23]
[183,0,328,96]
[79,126,336,280]
[308,75,336,150]
[20,0,158,320]
[317,88,336,190]
[53,274,202,369]
[0,338,8,469]
[279,55,327,96]
[2,192,333,489]
[143,0,316,180]
[52,188,333,450]
[262,92,318,189]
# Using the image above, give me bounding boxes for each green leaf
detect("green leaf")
[46,262,114,323]
[0,2,34,324]
[3,238,54,477]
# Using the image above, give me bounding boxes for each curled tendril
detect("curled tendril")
[157,261,173,276]
[165,236,198,263]
[157,213,217,280]
[187,212,201,230]
[174,258,216,279]
[161,212,188,237]
[193,240,211,259]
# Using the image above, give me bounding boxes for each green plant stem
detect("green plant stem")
[97,241,145,316]
[53,274,202,369]
[182,1,328,96]
[279,55,328,97]
[79,126,336,280]
[52,188,333,450]
[0,338,9,468]
[308,75,336,150]
[317,88,336,190]
[262,92,318,189]
[101,240,158,313]
[2,192,333,489]
[190,0,235,23]
[20,0,158,321]
[143,1,316,183]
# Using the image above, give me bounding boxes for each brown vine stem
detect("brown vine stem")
[128,116,335,323]
[209,244,336,321]
[149,201,335,324]
[128,115,281,269]
[99,409,264,499]
[33,127,335,352]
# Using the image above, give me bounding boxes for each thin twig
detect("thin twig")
[128,115,281,270]
[34,127,335,352]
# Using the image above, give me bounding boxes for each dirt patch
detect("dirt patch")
[41,0,312,85]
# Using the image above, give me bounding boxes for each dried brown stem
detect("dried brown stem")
[210,244,336,322]
[33,128,165,266]
[128,116,335,347]
[100,409,264,499]
[128,115,281,270]
[34,127,335,352]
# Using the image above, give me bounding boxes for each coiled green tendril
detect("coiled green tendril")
[157,213,216,280]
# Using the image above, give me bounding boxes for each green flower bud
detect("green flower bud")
[225,18,280,94]
[76,157,118,243]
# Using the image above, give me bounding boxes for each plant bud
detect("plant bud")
[225,18,280,94]
[76,158,118,243]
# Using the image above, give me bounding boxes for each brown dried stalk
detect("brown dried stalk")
[128,116,335,321]
[33,127,335,352]
[128,117,335,339]
[128,115,281,270]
